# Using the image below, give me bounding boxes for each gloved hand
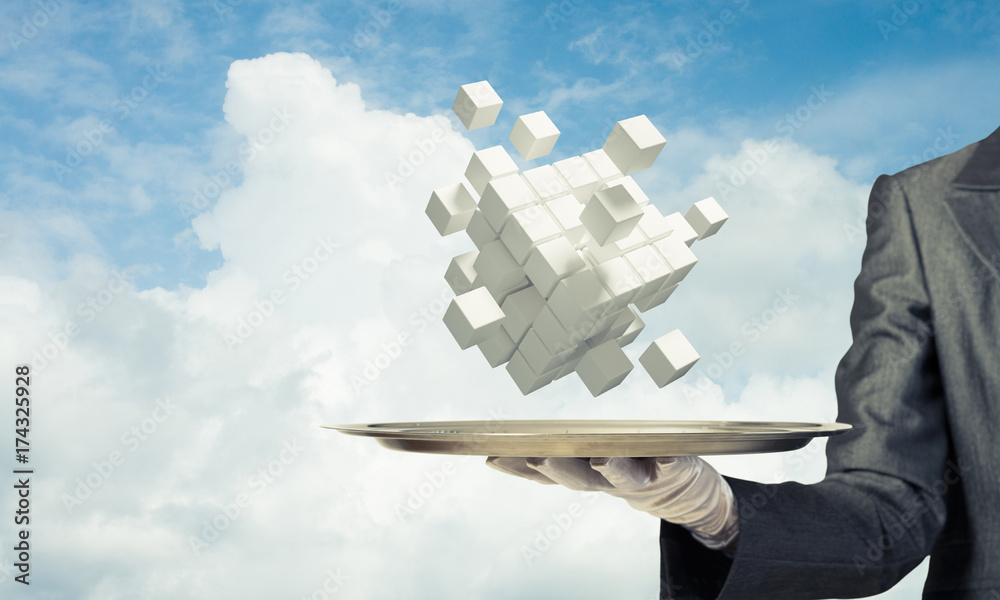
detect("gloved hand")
[486,456,739,551]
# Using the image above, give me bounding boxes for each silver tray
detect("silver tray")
[325,420,852,457]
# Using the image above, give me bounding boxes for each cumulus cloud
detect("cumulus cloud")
[0,52,928,599]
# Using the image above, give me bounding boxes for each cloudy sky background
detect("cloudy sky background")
[1,1,998,598]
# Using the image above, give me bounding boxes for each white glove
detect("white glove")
[487,456,739,551]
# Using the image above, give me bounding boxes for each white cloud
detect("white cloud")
[0,51,929,599]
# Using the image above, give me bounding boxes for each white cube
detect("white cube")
[592,256,642,309]
[501,286,545,343]
[532,304,578,355]
[638,329,699,387]
[607,306,640,341]
[465,146,519,195]
[500,205,562,264]
[602,175,651,206]
[543,195,586,245]
[617,311,645,347]
[506,349,557,395]
[479,173,538,232]
[474,240,527,295]
[583,233,624,264]
[612,224,647,254]
[685,197,728,240]
[582,149,622,181]
[453,81,503,131]
[524,237,586,298]
[583,310,620,344]
[653,238,697,287]
[602,115,666,175]
[661,211,699,247]
[580,183,644,246]
[426,181,477,236]
[553,356,582,381]
[575,340,634,397]
[587,306,634,345]
[443,287,505,350]
[634,282,679,313]
[509,111,560,160]
[548,269,613,333]
[637,204,671,241]
[624,245,672,299]
[554,155,601,203]
[445,249,479,295]
[477,327,516,368]
[519,328,575,375]
[522,164,569,200]
[466,209,499,250]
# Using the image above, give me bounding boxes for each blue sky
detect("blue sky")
[1,1,999,599]
[3,0,998,291]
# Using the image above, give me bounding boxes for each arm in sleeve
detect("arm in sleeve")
[659,174,951,600]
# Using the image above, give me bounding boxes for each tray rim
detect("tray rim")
[324,419,852,442]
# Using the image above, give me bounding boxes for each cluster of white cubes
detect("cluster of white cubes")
[426,81,729,396]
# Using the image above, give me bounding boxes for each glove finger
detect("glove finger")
[526,457,614,491]
[486,456,559,485]
[652,455,697,482]
[590,457,656,489]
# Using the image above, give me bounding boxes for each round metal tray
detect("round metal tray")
[325,420,852,457]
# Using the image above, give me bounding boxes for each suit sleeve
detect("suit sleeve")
[659,174,951,599]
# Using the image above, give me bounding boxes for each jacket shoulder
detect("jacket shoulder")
[887,136,980,196]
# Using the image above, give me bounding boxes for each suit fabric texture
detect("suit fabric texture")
[659,126,1000,599]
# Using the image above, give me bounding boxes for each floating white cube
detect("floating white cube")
[500,205,562,264]
[426,181,477,236]
[543,195,586,245]
[547,269,613,332]
[453,81,503,131]
[532,304,578,355]
[510,111,560,160]
[576,340,634,397]
[477,327,516,368]
[501,286,545,343]
[603,176,651,207]
[587,306,634,345]
[639,329,699,387]
[617,311,645,347]
[592,256,642,309]
[602,115,666,175]
[434,91,731,397]
[465,146,519,195]
[466,209,499,250]
[637,204,672,241]
[522,164,569,200]
[443,287,505,350]
[583,309,621,344]
[552,356,581,381]
[520,328,575,375]
[582,149,622,181]
[624,245,672,299]
[479,173,538,232]
[524,237,586,298]
[554,156,601,203]
[612,224,647,254]
[653,238,697,287]
[445,249,479,295]
[661,211,699,247]
[474,240,527,297]
[580,183,644,246]
[506,349,557,395]
[634,282,678,313]
[607,306,641,341]
[685,197,729,240]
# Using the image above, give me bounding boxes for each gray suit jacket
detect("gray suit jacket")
[660,126,1000,599]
